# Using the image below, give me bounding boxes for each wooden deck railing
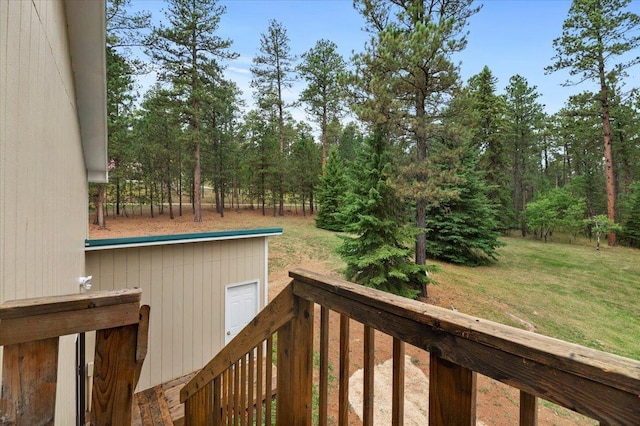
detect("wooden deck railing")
[182,269,640,425]
[0,289,150,425]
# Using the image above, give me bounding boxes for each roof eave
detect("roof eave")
[65,0,108,183]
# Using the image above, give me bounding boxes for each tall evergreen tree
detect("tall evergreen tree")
[201,79,243,217]
[148,0,237,222]
[466,66,510,228]
[352,0,480,296]
[504,75,545,235]
[546,0,640,245]
[251,20,296,216]
[98,0,150,227]
[557,94,607,216]
[315,150,348,231]
[338,128,429,299]
[289,125,321,216]
[424,148,502,265]
[298,39,347,170]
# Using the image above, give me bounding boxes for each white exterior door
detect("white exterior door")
[225,281,259,345]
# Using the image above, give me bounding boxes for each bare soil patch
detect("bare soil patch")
[89,208,595,425]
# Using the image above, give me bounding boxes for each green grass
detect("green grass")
[429,234,640,360]
[268,215,640,360]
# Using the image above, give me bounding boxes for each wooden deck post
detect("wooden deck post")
[520,391,538,426]
[277,296,314,425]
[429,354,477,426]
[91,323,138,425]
[0,337,59,425]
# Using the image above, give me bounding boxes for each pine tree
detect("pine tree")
[466,66,510,229]
[298,39,347,170]
[504,74,545,235]
[546,0,640,245]
[251,20,296,216]
[622,185,640,248]
[338,128,429,299]
[315,150,348,231]
[148,0,237,222]
[424,148,503,265]
[352,0,480,294]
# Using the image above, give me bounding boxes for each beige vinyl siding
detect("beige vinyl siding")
[0,0,89,423]
[86,237,268,390]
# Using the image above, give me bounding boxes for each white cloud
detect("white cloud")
[227,66,251,75]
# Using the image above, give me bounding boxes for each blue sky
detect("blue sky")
[133,0,640,121]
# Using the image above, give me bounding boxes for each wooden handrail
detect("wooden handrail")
[183,269,640,425]
[288,269,640,424]
[0,288,142,346]
[0,289,149,425]
[180,284,296,403]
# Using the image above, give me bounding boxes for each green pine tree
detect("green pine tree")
[338,128,429,299]
[315,150,348,231]
[424,149,503,266]
[622,186,640,248]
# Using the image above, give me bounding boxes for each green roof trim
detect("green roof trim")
[85,228,283,250]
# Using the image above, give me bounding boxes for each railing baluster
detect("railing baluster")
[256,342,264,426]
[234,360,240,426]
[241,355,247,426]
[520,391,537,425]
[319,306,330,426]
[429,354,477,426]
[213,376,222,426]
[248,350,254,425]
[265,335,273,426]
[392,338,405,426]
[339,314,350,426]
[363,325,375,426]
[223,369,230,425]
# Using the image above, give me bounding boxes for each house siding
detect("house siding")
[85,237,269,390]
[0,0,89,423]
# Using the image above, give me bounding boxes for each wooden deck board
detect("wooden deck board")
[132,362,277,425]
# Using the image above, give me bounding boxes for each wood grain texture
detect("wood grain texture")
[134,304,151,387]
[0,301,141,346]
[519,391,538,426]
[290,271,640,425]
[319,306,330,426]
[265,337,273,426]
[289,269,639,394]
[339,314,350,426]
[392,338,405,426]
[363,326,375,426]
[91,324,138,425]
[0,288,141,319]
[277,296,314,425]
[0,338,59,425]
[429,354,476,426]
[180,285,295,402]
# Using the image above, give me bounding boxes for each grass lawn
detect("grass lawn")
[270,218,640,360]
[425,235,640,360]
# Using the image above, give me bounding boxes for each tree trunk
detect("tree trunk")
[167,176,174,220]
[598,50,616,246]
[321,105,327,171]
[277,70,285,217]
[116,177,121,216]
[193,137,202,222]
[95,184,106,229]
[415,89,428,298]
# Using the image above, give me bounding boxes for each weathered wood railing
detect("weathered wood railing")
[0,289,150,425]
[182,269,640,425]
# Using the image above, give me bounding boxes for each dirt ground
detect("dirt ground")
[89,207,595,425]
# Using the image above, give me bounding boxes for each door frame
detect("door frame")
[224,279,260,345]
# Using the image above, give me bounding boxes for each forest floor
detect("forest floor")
[90,206,599,425]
